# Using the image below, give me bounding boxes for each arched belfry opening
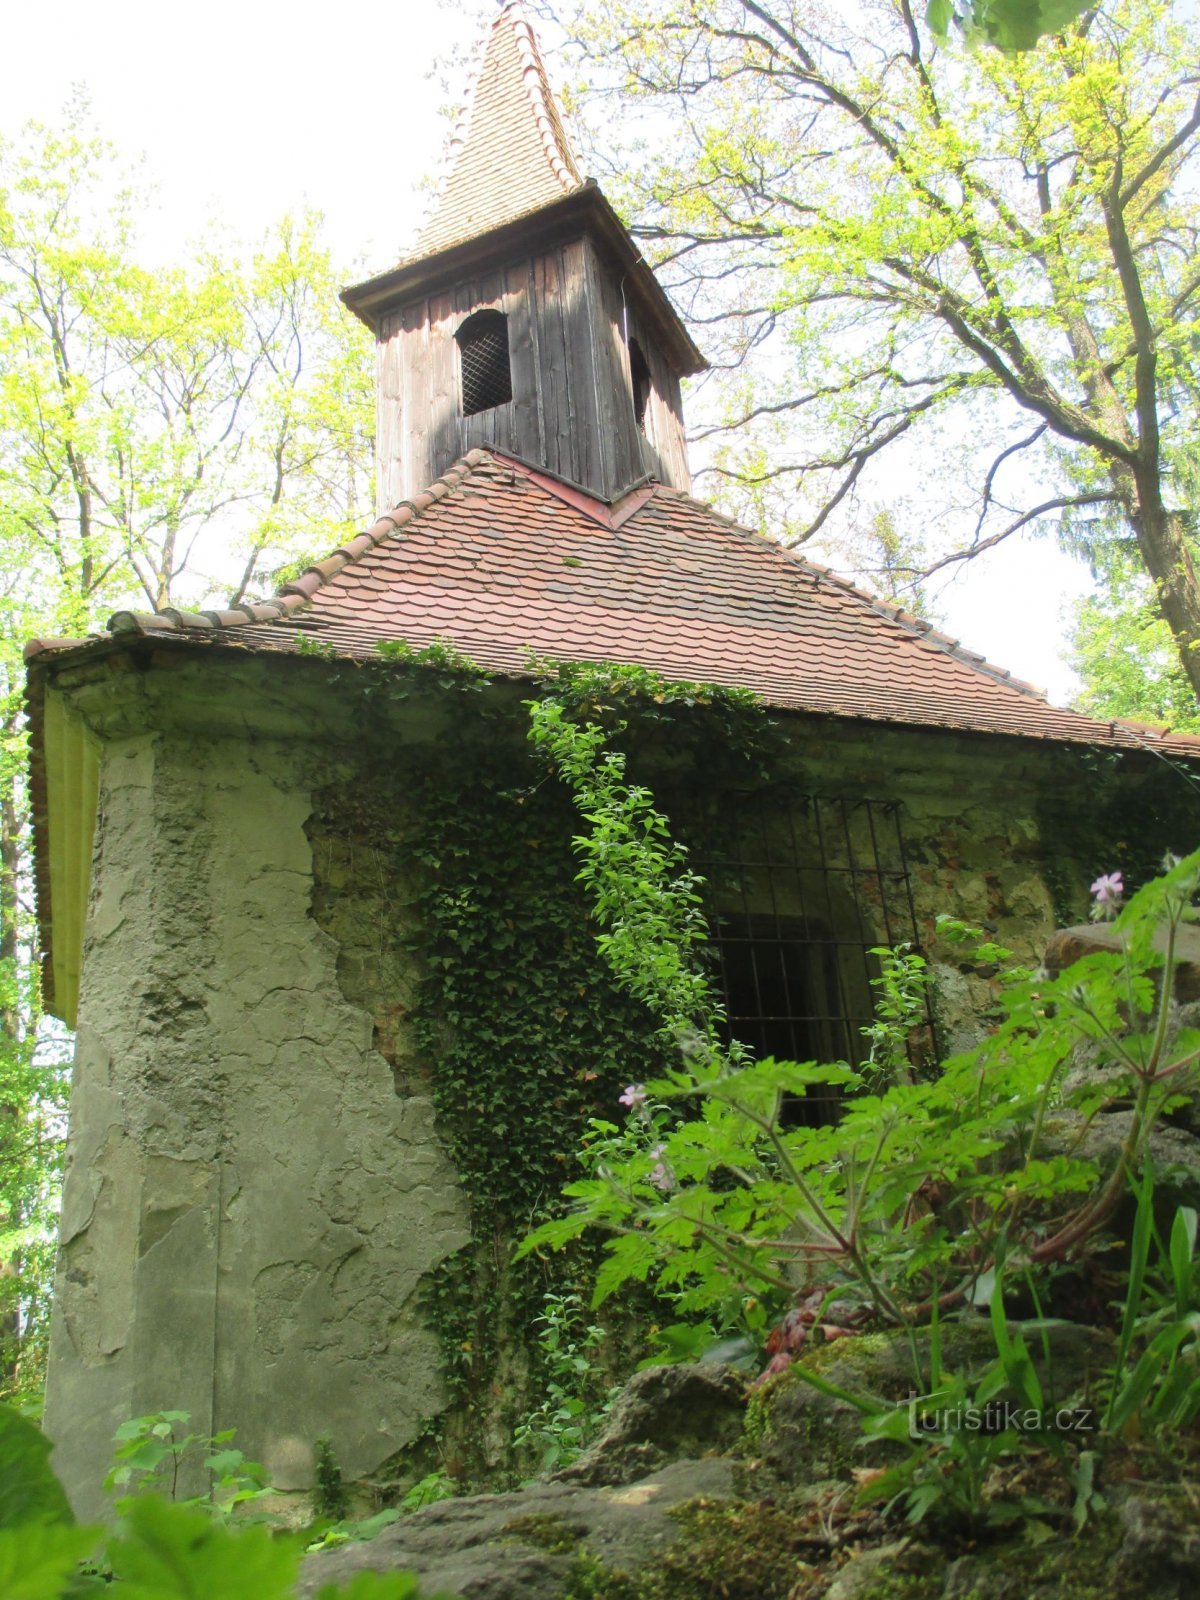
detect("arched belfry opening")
[341,2,705,509]
[456,309,512,416]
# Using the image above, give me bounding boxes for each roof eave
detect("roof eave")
[341,183,707,378]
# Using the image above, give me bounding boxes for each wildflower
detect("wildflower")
[618,1084,648,1109]
[647,1143,675,1192]
[1089,871,1124,921]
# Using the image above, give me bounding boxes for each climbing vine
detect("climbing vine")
[304,648,773,1479]
[303,644,1195,1485]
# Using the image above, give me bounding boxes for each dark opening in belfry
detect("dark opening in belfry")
[456,309,513,415]
[629,337,651,431]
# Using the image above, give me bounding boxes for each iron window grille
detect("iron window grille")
[669,790,934,1124]
[456,309,512,415]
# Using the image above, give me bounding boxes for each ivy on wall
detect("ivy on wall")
[304,650,778,1479]
[304,644,1198,1481]
[1034,743,1200,925]
[409,663,779,1473]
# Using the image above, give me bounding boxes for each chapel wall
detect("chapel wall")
[43,716,469,1521]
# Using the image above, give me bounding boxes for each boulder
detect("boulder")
[553,1360,746,1488]
[1115,1490,1200,1599]
[298,1456,738,1600]
[1044,923,1200,1002]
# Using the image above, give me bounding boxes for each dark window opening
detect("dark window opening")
[629,338,652,432]
[670,791,935,1127]
[456,309,512,416]
[711,912,874,1126]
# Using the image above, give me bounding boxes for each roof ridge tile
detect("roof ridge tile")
[103,451,491,641]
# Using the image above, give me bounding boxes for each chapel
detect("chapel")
[25,3,1200,1515]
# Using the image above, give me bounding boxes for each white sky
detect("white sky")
[1,0,1095,703]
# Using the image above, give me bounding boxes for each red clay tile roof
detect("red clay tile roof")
[53,447,1199,758]
[412,2,583,262]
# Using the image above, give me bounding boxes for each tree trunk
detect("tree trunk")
[1128,487,1200,705]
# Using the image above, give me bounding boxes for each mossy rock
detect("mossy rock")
[556,1362,746,1488]
[563,1497,830,1600]
[746,1323,1114,1490]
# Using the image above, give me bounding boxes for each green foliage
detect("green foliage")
[1069,560,1200,732]
[312,1577,432,1600]
[1103,1172,1200,1434]
[399,1473,457,1514]
[374,637,490,681]
[104,1414,269,1523]
[522,688,1200,1348]
[512,1292,617,1475]
[313,1439,347,1523]
[305,1509,402,1556]
[0,1397,449,1600]
[927,0,1091,50]
[861,944,933,1086]
[521,678,1200,1532]
[105,1496,298,1600]
[0,1402,74,1531]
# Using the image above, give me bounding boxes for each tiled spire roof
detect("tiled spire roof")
[412,2,584,261]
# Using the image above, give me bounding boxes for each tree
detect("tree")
[551,0,1200,698]
[928,0,1091,50]
[1068,555,1200,730]
[0,105,374,1398]
[0,107,373,623]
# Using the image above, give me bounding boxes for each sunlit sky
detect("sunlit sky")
[2,0,1096,703]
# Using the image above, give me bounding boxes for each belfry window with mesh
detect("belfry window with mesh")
[456,309,512,415]
[670,790,934,1125]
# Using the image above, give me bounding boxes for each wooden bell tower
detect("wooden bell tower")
[342,1,705,511]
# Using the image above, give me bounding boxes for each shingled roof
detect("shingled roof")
[411,2,583,262]
[36,447,1195,758]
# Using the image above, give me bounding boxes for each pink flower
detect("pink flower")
[1090,871,1124,906]
[1090,871,1124,923]
[619,1084,648,1109]
[647,1143,675,1192]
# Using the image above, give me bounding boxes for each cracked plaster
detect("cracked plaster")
[44,678,470,1520]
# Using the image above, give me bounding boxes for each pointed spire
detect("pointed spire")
[413,2,584,260]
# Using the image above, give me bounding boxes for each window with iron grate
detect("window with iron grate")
[669,790,935,1127]
[456,309,512,415]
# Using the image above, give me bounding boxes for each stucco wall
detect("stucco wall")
[44,690,469,1520]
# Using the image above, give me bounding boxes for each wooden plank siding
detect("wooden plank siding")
[373,233,691,511]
